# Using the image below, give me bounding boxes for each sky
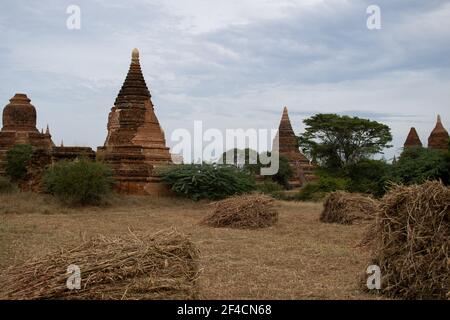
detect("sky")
[0,0,449,162]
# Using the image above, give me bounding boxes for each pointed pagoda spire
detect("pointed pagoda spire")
[60,140,64,147]
[45,124,50,135]
[273,106,307,161]
[272,106,316,187]
[428,114,449,151]
[114,48,151,106]
[278,107,295,136]
[404,127,422,148]
[392,155,397,165]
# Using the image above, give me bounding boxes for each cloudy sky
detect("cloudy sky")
[0,0,449,161]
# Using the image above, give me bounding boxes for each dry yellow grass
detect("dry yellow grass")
[0,192,379,300]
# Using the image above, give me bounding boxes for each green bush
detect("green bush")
[159,164,255,201]
[43,159,115,206]
[0,176,17,194]
[345,159,392,198]
[256,180,284,199]
[256,180,284,194]
[244,152,293,189]
[297,174,349,201]
[5,144,33,181]
[392,147,449,185]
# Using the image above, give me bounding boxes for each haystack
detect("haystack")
[363,181,449,299]
[0,229,200,300]
[200,194,278,229]
[320,191,379,225]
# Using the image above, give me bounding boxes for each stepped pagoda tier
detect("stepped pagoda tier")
[0,93,54,174]
[97,48,172,195]
[428,115,449,151]
[404,127,422,148]
[272,107,316,187]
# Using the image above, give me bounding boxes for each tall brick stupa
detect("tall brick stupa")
[427,115,449,151]
[272,107,316,187]
[97,48,172,195]
[403,127,423,148]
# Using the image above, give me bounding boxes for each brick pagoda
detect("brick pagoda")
[272,107,316,187]
[428,115,449,151]
[97,48,172,195]
[403,127,422,148]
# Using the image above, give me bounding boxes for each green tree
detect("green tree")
[220,148,258,168]
[345,159,392,197]
[222,149,294,189]
[298,114,392,170]
[5,144,33,181]
[393,147,449,185]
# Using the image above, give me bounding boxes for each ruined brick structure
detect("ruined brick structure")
[404,115,449,151]
[272,107,316,187]
[403,127,422,148]
[0,93,95,189]
[428,115,449,151]
[0,94,54,174]
[97,48,172,195]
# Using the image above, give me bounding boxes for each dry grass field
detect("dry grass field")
[0,192,379,300]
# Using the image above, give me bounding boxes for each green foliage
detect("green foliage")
[221,148,294,189]
[43,159,115,206]
[159,164,256,201]
[345,159,392,198]
[0,176,17,194]
[220,148,258,167]
[271,154,294,188]
[297,174,349,201]
[392,147,449,185]
[256,180,284,194]
[256,180,284,199]
[5,144,33,181]
[298,114,392,170]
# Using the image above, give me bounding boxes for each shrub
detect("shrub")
[257,180,283,194]
[5,144,33,181]
[297,174,349,201]
[0,176,17,194]
[159,164,255,201]
[43,159,115,206]
[256,180,284,199]
[392,147,449,185]
[245,152,293,189]
[345,159,392,198]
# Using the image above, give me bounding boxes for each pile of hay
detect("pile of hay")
[0,229,201,300]
[200,194,278,229]
[320,191,379,225]
[363,181,449,299]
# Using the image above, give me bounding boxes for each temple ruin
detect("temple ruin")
[403,127,422,148]
[272,107,316,187]
[96,48,172,195]
[404,115,449,151]
[428,115,449,151]
[0,93,95,190]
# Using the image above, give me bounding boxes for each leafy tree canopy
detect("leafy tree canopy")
[393,147,449,185]
[220,148,294,188]
[298,114,392,170]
